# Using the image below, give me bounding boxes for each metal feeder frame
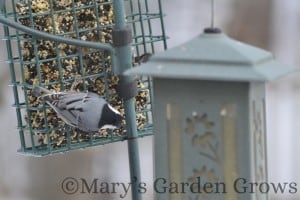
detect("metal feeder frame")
[0,0,167,153]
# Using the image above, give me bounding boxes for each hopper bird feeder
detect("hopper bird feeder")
[126,28,296,200]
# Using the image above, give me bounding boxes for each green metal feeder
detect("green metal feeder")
[126,28,296,200]
[0,0,167,155]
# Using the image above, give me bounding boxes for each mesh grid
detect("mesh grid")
[0,0,167,156]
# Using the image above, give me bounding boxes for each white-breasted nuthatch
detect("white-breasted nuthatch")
[32,86,123,132]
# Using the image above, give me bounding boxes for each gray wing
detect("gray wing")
[76,93,107,132]
[44,92,105,132]
[43,92,88,128]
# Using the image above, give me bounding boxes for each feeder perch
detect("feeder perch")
[126,28,296,200]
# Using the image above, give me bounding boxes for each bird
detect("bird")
[134,53,152,65]
[32,86,123,132]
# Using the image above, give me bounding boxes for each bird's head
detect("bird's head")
[99,104,123,130]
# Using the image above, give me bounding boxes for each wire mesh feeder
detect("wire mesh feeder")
[0,0,167,156]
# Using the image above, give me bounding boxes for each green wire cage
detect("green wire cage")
[0,0,167,156]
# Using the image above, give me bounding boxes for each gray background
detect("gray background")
[1,0,300,199]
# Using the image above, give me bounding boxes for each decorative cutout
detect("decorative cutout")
[185,117,195,134]
[185,112,220,164]
[187,166,219,200]
[192,132,215,148]
[184,112,221,200]
[188,166,219,183]
[185,113,215,135]
[253,100,267,199]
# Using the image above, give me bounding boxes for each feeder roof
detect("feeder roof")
[126,32,296,81]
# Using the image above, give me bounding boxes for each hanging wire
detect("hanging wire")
[0,17,114,52]
[205,0,221,33]
[211,0,215,28]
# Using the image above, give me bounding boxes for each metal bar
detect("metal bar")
[136,0,146,52]
[113,0,142,200]
[0,16,115,52]
[9,0,30,151]
[92,0,102,42]
[157,0,167,50]
[129,0,140,55]
[2,6,26,151]
[144,0,155,53]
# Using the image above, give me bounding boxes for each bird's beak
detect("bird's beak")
[116,115,124,129]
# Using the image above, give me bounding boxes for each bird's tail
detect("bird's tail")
[31,86,54,101]
[32,86,53,96]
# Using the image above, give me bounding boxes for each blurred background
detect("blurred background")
[0,0,300,199]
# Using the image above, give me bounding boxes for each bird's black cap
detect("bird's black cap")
[98,104,123,129]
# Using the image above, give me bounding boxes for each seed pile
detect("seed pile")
[16,0,150,149]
